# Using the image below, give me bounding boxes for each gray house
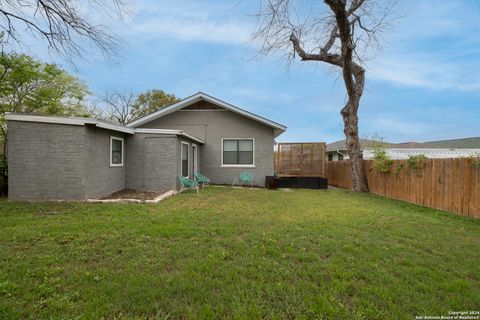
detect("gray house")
[6,92,286,201]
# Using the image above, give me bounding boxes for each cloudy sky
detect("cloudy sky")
[29,0,480,143]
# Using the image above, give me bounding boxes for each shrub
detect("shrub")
[0,155,7,177]
[393,163,403,175]
[408,154,428,170]
[371,135,393,173]
[469,152,480,169]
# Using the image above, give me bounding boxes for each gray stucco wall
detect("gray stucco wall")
[125,133,179,192]
[7,121,88,200]
[85,126,126,199]
[139,103,275,186]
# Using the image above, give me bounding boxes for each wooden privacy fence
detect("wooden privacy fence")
[326,158,480,218]
[275,142,326,177]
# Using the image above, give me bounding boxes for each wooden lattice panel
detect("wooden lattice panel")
[275,142,326,177]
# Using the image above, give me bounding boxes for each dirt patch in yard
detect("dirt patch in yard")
[101,189,165,201]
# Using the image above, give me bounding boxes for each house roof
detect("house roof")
[126,92,287,137]
[327,137,480,152]
[396,137,480,149]
[326,139,396,151]
[5,113,135,134]
[134,128,205,144]
[4,114,205,143]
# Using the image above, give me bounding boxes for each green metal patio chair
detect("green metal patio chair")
[193,172,210,188]
[239,172,254,188]
[179,176,199,195]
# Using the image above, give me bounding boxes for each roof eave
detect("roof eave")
[5,113,135,134]
[274,128,286,138]
[134,128,205,144]
[126,92,287,133]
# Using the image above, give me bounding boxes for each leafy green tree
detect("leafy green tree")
[131,90,179,120]
[0,52,91,154]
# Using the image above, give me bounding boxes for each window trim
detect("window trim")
[181,141,190,177]
[221,138,255,168]
[110,136,124,167]
[192,143,198,176]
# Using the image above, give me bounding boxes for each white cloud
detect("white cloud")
[370,56,480,91]
[130,18,250,44]
[367,0,480,91]
[124,0,252,44]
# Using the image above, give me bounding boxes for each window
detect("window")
[181,142,189,177]
[222,139,254,166]
[338,153,344,161]
[328,153,333,162]
[110,137,124,167]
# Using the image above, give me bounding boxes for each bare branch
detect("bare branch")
[320,25,338,53]
[102,91,135,125]
[0,0,128,61]
[347,0,366,16]
[252,0,396,192]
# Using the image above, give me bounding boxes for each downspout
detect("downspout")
[337,150,348,158]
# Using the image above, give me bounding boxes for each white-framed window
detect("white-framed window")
[181,141,189,177]
[110,136,124,167]
[221,138,255,167]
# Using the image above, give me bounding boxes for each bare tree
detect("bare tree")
[102,92,135,125]
[0,0,127,60]
[252,0,394,192]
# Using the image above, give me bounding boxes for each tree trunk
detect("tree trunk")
[286,0,372,192]
[1,127,6,157]
[341,102,368,192]
[326,0,369,192]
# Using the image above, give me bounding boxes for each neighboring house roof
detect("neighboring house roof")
[326,139,395,152]
[5,114,205,144]
[327,137,480,152]
[396,137,480,149]
[126,92,287,137]
[363,148,480,160]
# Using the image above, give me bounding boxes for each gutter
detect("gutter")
[5,113,134,134]
[133,128,205,144]
[336,149,348,158]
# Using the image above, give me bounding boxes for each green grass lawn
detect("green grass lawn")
[0,187,479,319]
